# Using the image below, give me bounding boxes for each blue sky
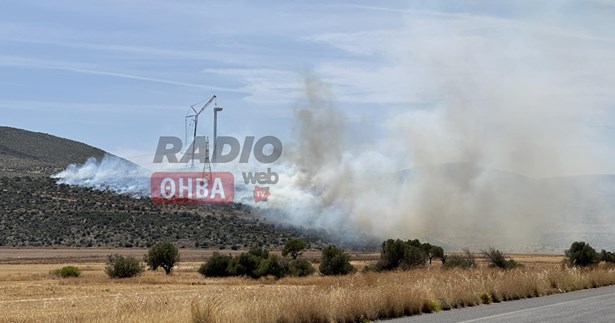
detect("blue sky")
[2,1,615,173]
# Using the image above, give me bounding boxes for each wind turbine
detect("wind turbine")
[185,95,217,169]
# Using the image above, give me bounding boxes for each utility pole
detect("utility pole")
[213,107,223,163]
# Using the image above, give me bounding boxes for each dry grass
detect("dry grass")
[1,255,615,322]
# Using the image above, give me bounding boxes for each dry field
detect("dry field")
[1,250,614,322]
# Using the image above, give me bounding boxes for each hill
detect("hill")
[0,176,325,248]
[0,126,110,176]
[0,126,329,249]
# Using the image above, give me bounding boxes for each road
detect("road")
[384,285,615,322]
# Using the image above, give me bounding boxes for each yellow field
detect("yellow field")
[0,250,614,322]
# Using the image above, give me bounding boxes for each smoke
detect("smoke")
[52,154,150,197]
[262,7,615,251]
[51,4,615,251]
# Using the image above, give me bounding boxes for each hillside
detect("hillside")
[0,126,329,249]
[0,176,325,248]
[0,126,109,176]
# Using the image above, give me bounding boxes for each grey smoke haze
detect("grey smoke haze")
[267,7,615,251]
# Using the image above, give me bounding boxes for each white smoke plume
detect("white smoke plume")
[52,154,150,197]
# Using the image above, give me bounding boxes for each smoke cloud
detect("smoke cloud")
[263,7,615,251]
[52,4,615,251]
[52,154,150,197]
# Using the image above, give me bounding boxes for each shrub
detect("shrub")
[255,254,285,278]
[282,239,308,260]
[565,241,599,267]
[479,291,492,304]
[376,239,438,270]
[600,250,615,263]
[105,254,144,278]
[442,248,476,269]
[483,247,521,269]
[226,248,289,279]
[50,265,81,278]
[319,245,354,276]
[228,252,259,278]
[422,299,441,313]
[198,253,232,277]
[145,241,180,274]
[288,258,315,277]
[199,247,313,279]
[402,244,427,269]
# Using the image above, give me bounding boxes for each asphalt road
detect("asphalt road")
[384,285,615,323]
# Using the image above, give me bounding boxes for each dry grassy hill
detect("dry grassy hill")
[0,126,109,176]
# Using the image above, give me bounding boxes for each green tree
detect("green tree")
[145,241,180,274]
[319,245,354,276]
[565,241,599,267]
[421,243,444,265]
[282,239,308,260]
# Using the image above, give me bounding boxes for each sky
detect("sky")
[2,0,615,173]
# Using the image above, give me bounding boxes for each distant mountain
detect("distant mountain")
[0,126,130,176]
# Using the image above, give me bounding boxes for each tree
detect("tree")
[198,252,232,277]
[145,241,180,274]
[421,243,444,265]
[319,245,354,276]
[565,241,599,267]
[105,254,144,278]
[282,239,308,260]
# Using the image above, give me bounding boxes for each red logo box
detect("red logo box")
[150,172,234,204]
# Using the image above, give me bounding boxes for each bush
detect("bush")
[319,245,354,276]
[288,258,315,277]
[255,254,285,278]
[50,265,81,278]
[376,239,430,270]
[228,252,261,278]
[282,239,308,260]
[483,247,521,269]
[479,291,493,304]
[198,247,316,279]
[565,241,599,267]
[105,254,144,278]
[442,248,476,269]
[198,252,232,277]
[145,241,180,274]
[600,249,615,263]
